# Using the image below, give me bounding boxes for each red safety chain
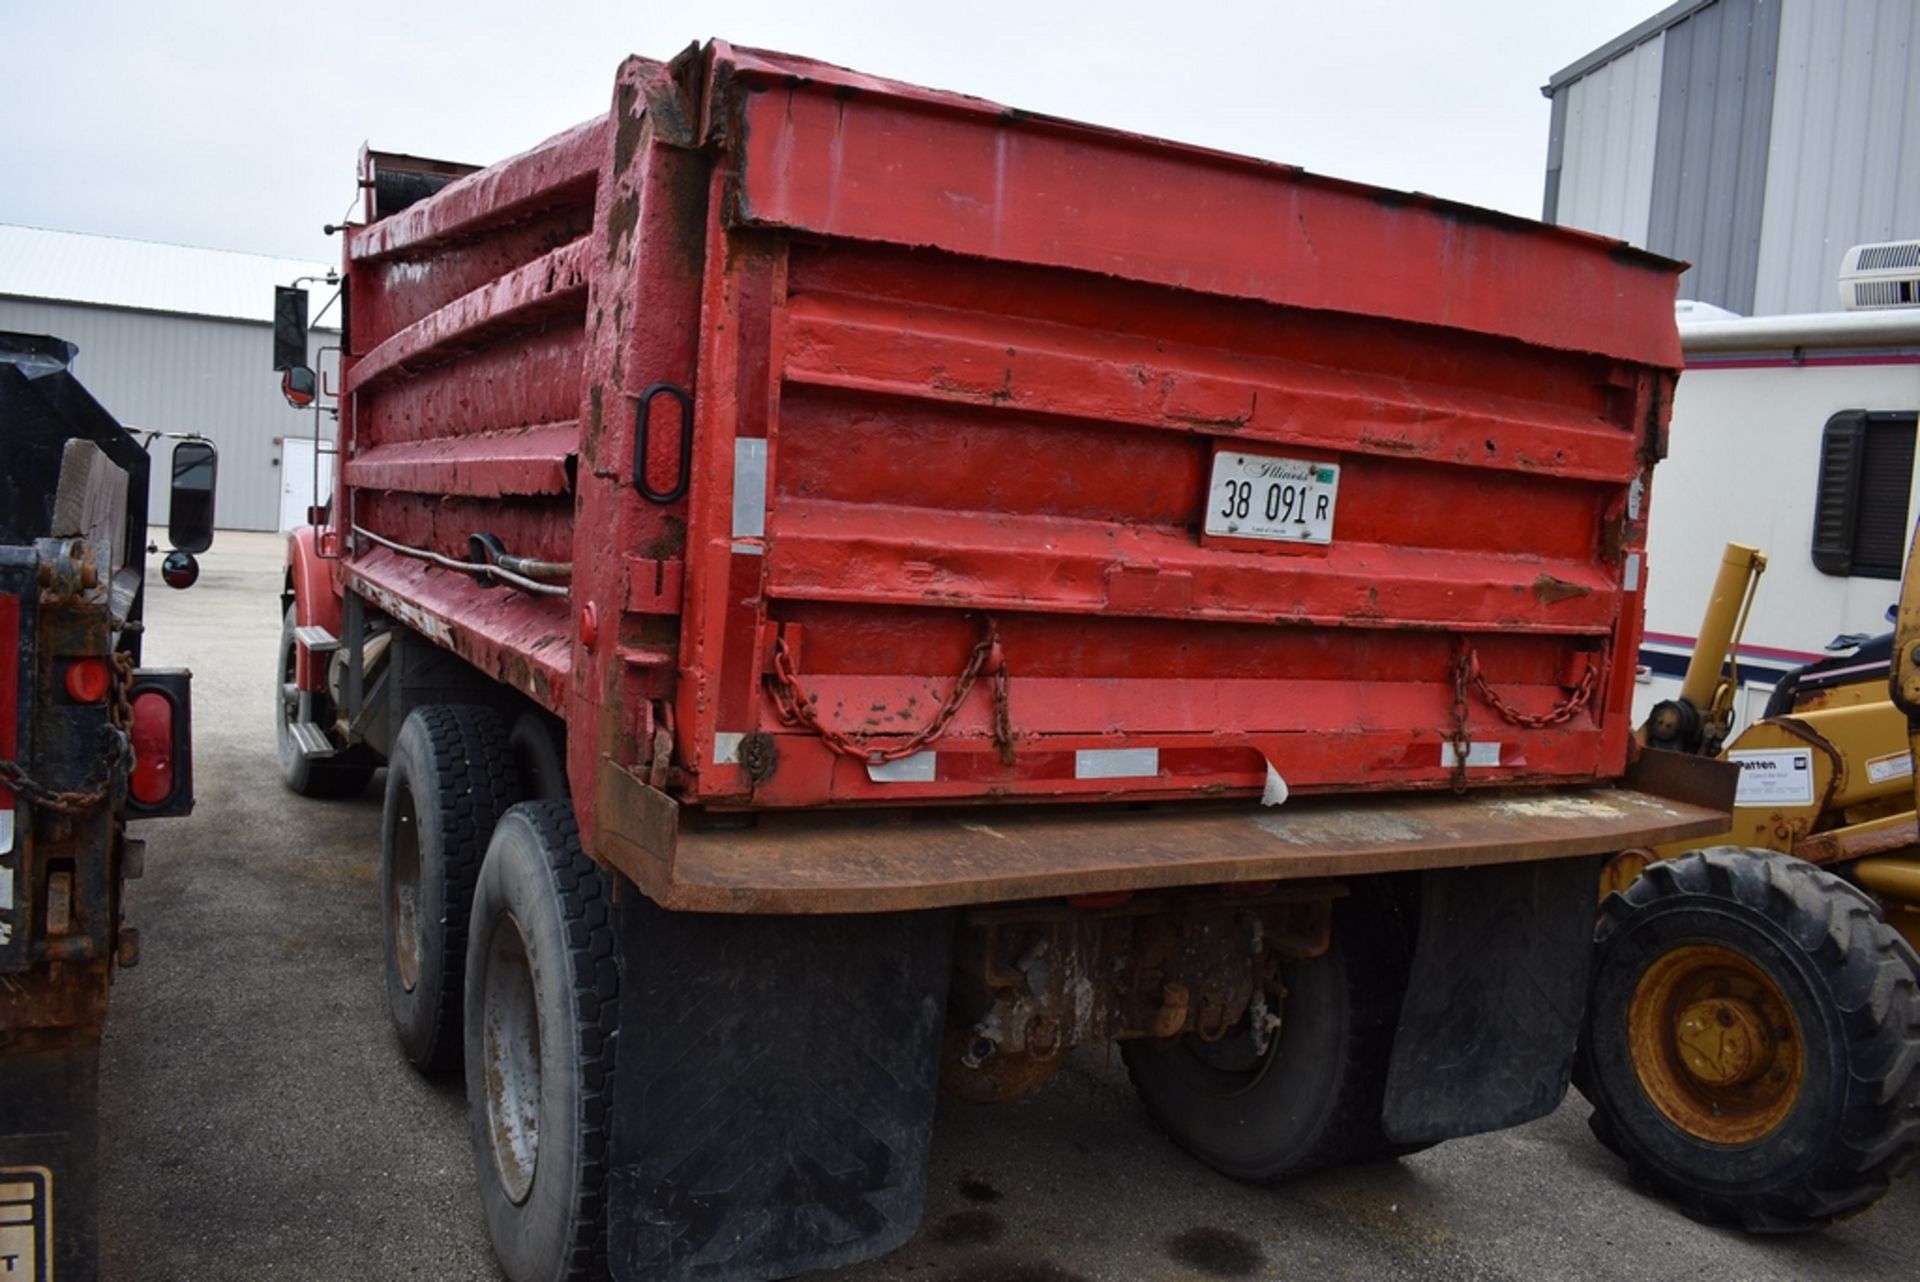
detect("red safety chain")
[768,617,1013,765]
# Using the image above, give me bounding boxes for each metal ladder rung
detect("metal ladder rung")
[286,721,337,758]
[293,624,341,653]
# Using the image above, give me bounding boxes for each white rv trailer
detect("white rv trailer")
[1637,306,1920,732]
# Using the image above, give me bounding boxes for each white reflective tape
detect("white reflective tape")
[0,809,11,859]
[1623,553,1642,592]
[1261,761,1289,807]
[1075,748,1159,779]
[866,752,937,783]
[733,439,767,538]
[1442,741,1502,769]
[713,732,744,765]
[730,541,763,555]
[1627,475,1645,520]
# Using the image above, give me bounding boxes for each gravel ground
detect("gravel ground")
[98,530,1917,1281]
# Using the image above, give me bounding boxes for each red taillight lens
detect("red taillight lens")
[65,657,111,703]
[130,690,175,805]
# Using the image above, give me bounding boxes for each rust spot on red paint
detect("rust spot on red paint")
[605,192,640,265]
[1532,575,1592,606]
[613,78,644,172]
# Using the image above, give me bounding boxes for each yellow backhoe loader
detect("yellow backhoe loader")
[1575,541,1920,1232]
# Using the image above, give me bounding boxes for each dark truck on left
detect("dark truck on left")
[0,333,209,1281]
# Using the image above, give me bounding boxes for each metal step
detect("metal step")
[293,624,341,653]
[286,720,337,759]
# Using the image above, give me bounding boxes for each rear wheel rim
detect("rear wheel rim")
[1160,995,1283,1100]
[388,787,422,993]
[1627,942,1805,1145]
[481,912,543,1205]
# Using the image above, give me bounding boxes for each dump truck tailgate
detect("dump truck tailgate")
[335,43,1685,825]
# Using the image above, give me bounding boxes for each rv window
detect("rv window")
[1811,410,1917,579]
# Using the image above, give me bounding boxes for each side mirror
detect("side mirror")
[168,440,218,554]
[273,285,309,371]
[281,365,317,409]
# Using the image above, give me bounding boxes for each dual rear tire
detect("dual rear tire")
[377,704,611,1281]
[463,802,618,1282]
[1122,888,1417,1182]
[380,706,524,1071]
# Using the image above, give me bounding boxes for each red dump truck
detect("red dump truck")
[274,40,1734,1282]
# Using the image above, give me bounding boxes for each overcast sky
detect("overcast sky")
[3,0,1663,264]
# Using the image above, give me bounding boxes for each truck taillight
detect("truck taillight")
[65,657,110,703]
[129,691,174,805]
[125,670,193,818]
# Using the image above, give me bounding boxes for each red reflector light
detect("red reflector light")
[65,657,111,703]
[130,691,175,806]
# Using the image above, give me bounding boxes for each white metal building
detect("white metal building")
[0,224,338,531]
[1543,0,1920,315]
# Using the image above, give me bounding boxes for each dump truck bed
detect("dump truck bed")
[334,43,1696,878]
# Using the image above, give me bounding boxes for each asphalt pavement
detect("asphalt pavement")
[100,530,1917,1281]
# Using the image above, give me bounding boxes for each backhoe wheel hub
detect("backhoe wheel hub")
[1628,943,1803,1144]
[1673,996,1770,1087]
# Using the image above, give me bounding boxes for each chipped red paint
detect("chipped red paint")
[323,41,1684,827]
[342,421,577,498]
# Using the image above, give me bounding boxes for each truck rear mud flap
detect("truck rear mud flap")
[1381,856,1604,1145]
[0,1046,98,1281]
[608,903,954,1282]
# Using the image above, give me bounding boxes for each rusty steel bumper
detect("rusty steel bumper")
[592,749,1737,914]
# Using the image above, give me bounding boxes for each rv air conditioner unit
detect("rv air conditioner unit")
[1839,239,1920,311]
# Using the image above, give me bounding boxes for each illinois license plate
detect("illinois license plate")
[1205,452,1340,544]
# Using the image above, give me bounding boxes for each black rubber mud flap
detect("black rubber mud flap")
[608,904,955,1282]
[1381,855,1601,1145]
[0,1046,99,1281]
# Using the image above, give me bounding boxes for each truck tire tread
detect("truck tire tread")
[1122,886,1414,1183]
[383,705,523,1073]
[465,800,617,1282]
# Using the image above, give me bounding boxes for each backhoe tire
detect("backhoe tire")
[1578,848,1920,1232]
[464,801,617,1282]
[1122,888,1413,1182]
[382,705,523,1074]
[275,605,374,798]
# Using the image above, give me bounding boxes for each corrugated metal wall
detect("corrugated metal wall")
[1752,0,1920,314]
[1553,35,1667,244]
[0,297,332,531]
[1646,0,1781,311]
[1546,0,1920,316]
